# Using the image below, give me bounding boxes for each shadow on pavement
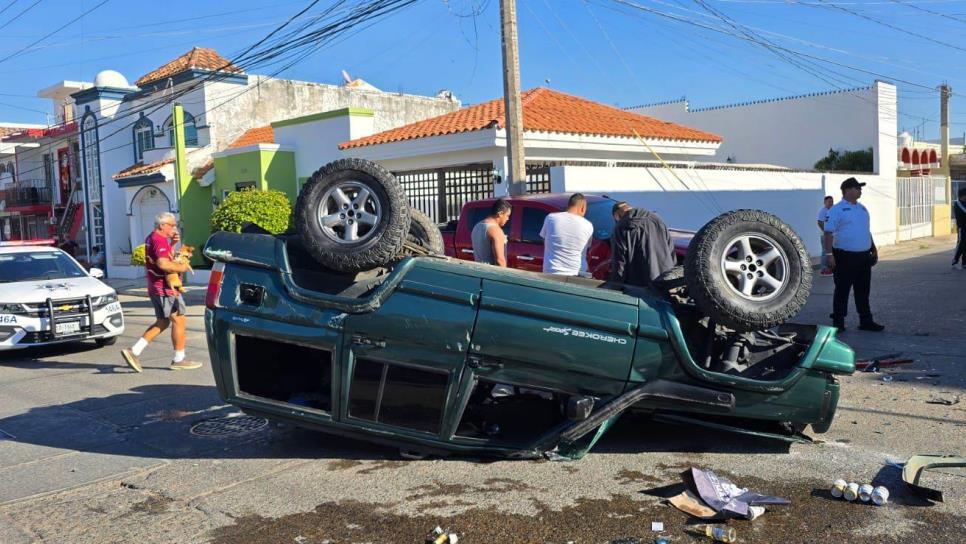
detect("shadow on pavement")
[0,384,794,464]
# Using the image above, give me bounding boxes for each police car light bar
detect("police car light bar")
[0,239,57,247]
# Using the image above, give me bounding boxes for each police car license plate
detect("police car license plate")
[56,321,81,335]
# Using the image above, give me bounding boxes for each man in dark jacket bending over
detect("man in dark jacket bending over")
[610,201,676,288]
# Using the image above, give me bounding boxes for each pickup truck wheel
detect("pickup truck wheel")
[406,207,444,255]
[684,209,810,332]
[295,159,410,273]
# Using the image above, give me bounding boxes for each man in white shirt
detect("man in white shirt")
[540,193,594,276]
[823,177,883,332]
[816,196,834,276]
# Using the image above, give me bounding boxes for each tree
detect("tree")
[814,147,874,172]
[210,189,292,234]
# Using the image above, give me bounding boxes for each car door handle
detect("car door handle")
[460,248,474,254]
[467,355,503,370]
[518,255,535,261]
[352,334,385,349]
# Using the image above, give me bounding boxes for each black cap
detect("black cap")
[840,177,866,190]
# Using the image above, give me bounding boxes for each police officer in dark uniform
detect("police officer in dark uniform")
[824,177,884,332]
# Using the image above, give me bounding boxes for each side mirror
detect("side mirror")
[89,267,105,279]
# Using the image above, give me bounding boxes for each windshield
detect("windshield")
[0,251,87,283]
[585,200,617,240]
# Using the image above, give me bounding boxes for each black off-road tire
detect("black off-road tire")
[407,207,445,255]
[684,209,810,332]
[295,159,410,273]
[654,265,686,291]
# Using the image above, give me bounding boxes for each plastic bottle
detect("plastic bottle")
[696,524,737,543]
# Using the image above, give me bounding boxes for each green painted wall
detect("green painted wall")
[180,181,211,266]
[212,149,296,203]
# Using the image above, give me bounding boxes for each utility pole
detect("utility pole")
[500,0,527,196]
[940,84,952,177]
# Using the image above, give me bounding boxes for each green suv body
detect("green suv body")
[203,231,853,459]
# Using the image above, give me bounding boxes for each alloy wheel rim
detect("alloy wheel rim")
[719,233,789,301]
[316,181,382,244]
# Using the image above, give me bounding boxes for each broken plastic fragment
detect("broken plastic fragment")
[901,454,966,502]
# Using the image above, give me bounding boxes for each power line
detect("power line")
[605,0,938,91]
[9,0,421,181]
[0,1,19,17]
[0,0,112,66]
[888,0,966,22]
[808,0,966,52]
[0,0,39,32]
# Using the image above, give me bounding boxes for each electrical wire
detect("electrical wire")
[808,0,966,52]
[8,0,421,180]
[0,0,112,65]
[0,1,18,17]
[0,0,39,32]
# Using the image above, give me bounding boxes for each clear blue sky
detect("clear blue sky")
[1,0,964,139]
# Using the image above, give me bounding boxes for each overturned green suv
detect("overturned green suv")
[202,159,854,460]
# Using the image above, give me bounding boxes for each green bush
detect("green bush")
[130,244,146,266]
[210,189,291,234]
[814,147,874,172]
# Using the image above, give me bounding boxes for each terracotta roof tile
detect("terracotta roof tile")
[135,47,243,88]
[227,125,274,149]
[113,158,174,180]
[191,160,214,179]
[0,126,27,139]
[340,88,721,149]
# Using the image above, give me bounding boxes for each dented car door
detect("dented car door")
[450,275,638,447]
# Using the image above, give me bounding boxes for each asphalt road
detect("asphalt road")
[1,238,964,544]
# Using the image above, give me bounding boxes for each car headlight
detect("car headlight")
[0,303,27,315]
[91,294,118,309]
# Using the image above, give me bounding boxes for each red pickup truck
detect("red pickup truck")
[439,194,692,280]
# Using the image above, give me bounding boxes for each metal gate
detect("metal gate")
[897,176,945,241]
[394,163,555,225]
[394,165,495,225]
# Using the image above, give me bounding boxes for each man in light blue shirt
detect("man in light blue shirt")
[823,177,883,332]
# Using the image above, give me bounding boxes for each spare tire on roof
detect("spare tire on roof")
[684,209,811,332]
[406,206,445,255]
[294,159,410,273]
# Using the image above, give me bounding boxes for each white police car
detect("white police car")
[0,243,123,351]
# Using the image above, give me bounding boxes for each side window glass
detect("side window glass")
[520,208,548,243]
[349,359,448,435]
[466,206,509,236]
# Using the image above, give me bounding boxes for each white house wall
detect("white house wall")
[631,82,897,173]
[273,114,372,179]
[554,166,897,256]
[206,77,459,152]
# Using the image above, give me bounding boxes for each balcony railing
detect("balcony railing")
[0,184,53,207]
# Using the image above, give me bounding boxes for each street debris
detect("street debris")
[830,479,847,498]
[668,490,719,519]
[872,486,890,506]
[425,526,459,544]
[695,524,737,543]
[854,354,912,371]
[881,375,894,382]
[844,482,860,501]
[650,521,664,532]
[926,395,960,406]
[654,538,670,544]
[667,468,788,521]
[901,454,966,503]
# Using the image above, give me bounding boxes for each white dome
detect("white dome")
[898,131,913,148]
[94,70,129,88]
